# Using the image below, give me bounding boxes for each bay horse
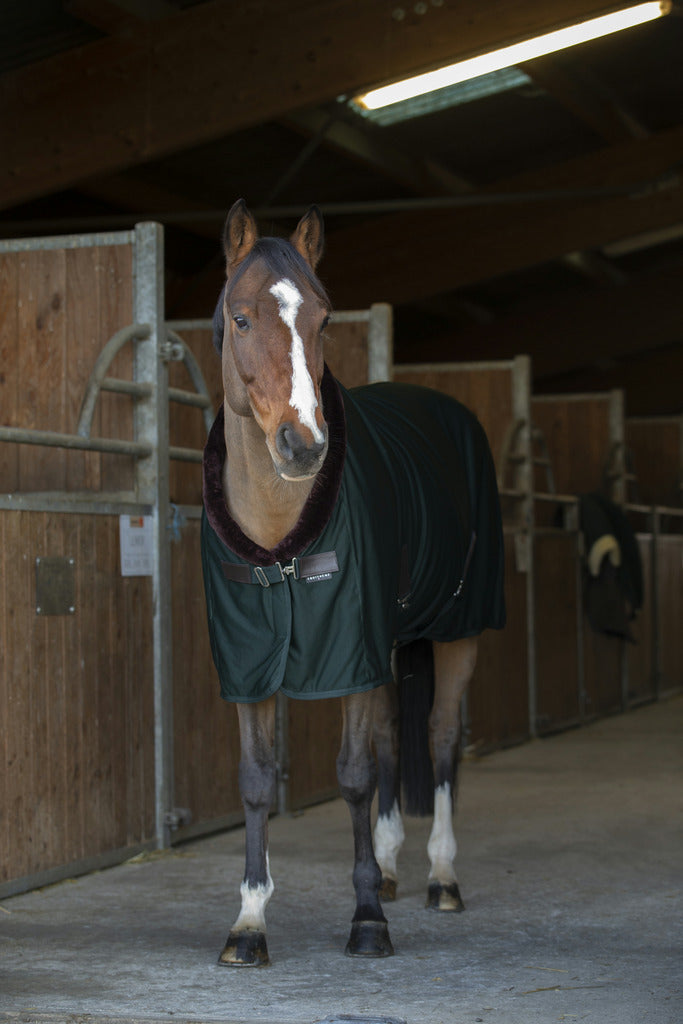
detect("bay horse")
[201,199,505,965]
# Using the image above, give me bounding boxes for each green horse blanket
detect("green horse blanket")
[202,368,505,702]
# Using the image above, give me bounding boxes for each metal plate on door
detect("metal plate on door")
[35,557,75,616]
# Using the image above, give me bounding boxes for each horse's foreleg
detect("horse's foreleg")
[426,636,477,912]
[372,679,404,902]
[219,697,276,967]
[337,691,394,957]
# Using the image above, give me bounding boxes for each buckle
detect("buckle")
[282,557,300,580]
[253,565,272,588]
[253,559,299,587]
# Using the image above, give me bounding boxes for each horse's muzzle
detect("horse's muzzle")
[274,421,328,478]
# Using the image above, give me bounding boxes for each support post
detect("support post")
[133,222,174,849]
[512,356,537,739]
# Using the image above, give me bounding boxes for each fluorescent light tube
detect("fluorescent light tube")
[357,2,671,111]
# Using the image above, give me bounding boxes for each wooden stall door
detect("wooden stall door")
[534,531,582,733]
[394,360,531,752]
[0,234,157,897]
[467,533,529,752]
[532,393,618,499]
[0,511,155,893]
[657,534,683,694]
[626,416,682,508]
[625,535,655,705]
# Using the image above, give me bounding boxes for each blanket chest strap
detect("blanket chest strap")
[221,550,339,587]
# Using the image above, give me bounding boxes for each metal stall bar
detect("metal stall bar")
[132,223,177,850]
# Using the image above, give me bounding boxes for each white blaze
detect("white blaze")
[269,278,324,444]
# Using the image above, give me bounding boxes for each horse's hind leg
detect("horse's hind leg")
[219,697,276,966]
[426,636,477,912]
[372,679,404,901]
[338,691,394,957]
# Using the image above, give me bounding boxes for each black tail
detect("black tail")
[397,638,435,816]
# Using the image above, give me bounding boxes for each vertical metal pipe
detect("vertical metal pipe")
[512,356,536,739]
[367,303,393,382]
[134,222,174,849]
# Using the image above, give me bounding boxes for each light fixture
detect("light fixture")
[350,67,532,126]
[355,1,671,112]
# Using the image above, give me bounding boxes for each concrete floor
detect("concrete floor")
[1,697,681,1024]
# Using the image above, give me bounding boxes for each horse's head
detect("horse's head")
[216,199,330,481]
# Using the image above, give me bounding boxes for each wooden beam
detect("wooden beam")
[521,55,649,143]
[284,108,473,196]
[396,262,683,378]
[320,126,683,306]
[0,0,649,210]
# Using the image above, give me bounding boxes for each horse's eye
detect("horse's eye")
[232,314,250,332]
[321,315,330,333]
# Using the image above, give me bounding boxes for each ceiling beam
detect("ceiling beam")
[521,55,649,143]
[396,262,683,378]
[0,0,649,211]
[320,126,683,306]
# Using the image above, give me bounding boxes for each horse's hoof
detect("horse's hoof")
[426,881,465,912]
[218,929,270,966]
[345,920,394,957]
[379,876,397,901]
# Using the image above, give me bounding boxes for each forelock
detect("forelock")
[211,237,329,354]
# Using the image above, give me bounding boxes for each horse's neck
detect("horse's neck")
[222,404,314,551]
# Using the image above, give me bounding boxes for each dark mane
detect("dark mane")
[212,236,330,354]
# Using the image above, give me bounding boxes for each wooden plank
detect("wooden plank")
[65,247,102,491]
[99,244,135,494]
[0,254,20,492]
[171,521,241,827]
[532,394,613,497]
[17,250,68,492]
[0,512,8,878]
[324,321,369,388]
[323,129,683,308]
[657,535,683,693]
[534,531,581,732]
[626,417,682,508]
[467,535,529,751]
[167,327,219,506]
[287,697,342,811]
[394,364,515,474]
[2,513,35,880]
[583,629,622,718]
[0,0,628,209]
[626,534,655,704]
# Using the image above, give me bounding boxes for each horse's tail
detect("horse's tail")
[396,638,435,816]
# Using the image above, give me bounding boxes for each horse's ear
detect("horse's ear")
[291,205,324,271]
[223,199,259,272]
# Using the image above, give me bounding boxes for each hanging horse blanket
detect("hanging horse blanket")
[202,367,505,702]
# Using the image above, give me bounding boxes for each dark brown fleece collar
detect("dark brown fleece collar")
[202,365,347,566]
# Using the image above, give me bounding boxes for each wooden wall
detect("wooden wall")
[394,359,531,751]
[626,415,682,508]
[532,392,619,497]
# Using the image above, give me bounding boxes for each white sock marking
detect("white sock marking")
[374,800,405,880]
[269,278,324,444]
[427,782,458,884]
[233,856,274,932]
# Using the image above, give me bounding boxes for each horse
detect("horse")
[201,199,505,965]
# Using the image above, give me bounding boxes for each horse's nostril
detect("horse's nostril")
[276,423,326,464]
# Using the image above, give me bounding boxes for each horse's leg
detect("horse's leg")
[337,691,394,957]
[372,679,404,901]
[426,636,478,912]
[219,696,276,966]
